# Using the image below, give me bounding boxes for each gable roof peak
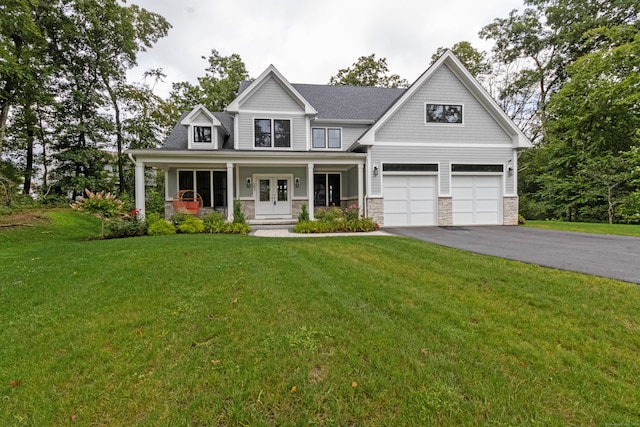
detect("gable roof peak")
[227,64,317,115]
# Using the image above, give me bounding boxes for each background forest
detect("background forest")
[1,0,639,223]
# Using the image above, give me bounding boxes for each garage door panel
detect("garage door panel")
[383,175,436,226]
[452,176,501,225]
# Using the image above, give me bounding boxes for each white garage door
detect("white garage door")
[383,175,436,226]
[452,176,501,225]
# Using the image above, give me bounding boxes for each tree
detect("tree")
[479,0,640,142]
[168,50,249,118]
[329,54,409,88]
[431,41,491,78]
[522,25,640,222]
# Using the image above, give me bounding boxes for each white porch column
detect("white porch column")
[226,162,234,221]
[307,162,315,220]
[135,160,145,218]
[357,163,364,216]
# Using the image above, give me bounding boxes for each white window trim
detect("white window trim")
[424,102,464,126]
[311,127,343,150]
[252,117,294,150]
[188,123,217,149]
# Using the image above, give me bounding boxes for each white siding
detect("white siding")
[191,110,211,123]
[370,145,513,196]
[375,65,512,145]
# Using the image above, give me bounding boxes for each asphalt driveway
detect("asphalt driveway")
[384,226,640,284]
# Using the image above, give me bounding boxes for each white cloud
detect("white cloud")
[129,0,524,97]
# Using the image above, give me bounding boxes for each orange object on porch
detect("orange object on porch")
[172,190,203,214]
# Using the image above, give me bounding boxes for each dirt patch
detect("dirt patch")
[0,209,51,228]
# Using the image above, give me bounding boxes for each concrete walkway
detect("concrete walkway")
[250,226,391,238]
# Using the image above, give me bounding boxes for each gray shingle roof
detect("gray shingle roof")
[161,111,234,150]
[293,84,405,121]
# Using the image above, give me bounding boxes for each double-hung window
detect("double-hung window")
[312,128,341,149]
[425,104,463,124]
[255,119,291,148]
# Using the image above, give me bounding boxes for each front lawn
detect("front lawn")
[525,220,640,237]
[1,211,639,425]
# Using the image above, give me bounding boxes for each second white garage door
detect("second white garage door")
[383,175,437,226]
[451,175,501,225]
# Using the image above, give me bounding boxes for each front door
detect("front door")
[255,176,291,218]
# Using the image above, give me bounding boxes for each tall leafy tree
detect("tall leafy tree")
[479,0,640,141]
[168,50,249,118]
[45,0,169,197]
[329,54,409,88]
[430,41,491,78]
[522,25,640,222]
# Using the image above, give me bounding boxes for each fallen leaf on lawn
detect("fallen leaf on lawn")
[290,386,297,393]
[421,348,429,355]
[352,381,358,388]
[231,298,238,304]
[211,360,221,365]
[70,414,77,422]
[8,380,22,387]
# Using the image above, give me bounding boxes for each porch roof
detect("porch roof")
[127,149,366,169]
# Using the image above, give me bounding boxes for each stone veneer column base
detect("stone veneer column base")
[240,200,255,221]
[438,196,453,226]
[503,196,519,225]
[367,197,384,226]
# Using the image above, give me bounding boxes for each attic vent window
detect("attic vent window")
[426,104,463,124]
[194,126,212,143]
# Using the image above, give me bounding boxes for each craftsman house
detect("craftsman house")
[128,51,531,226]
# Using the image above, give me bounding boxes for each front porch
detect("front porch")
[129,150,367,222]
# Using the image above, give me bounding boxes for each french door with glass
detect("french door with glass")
[255,176,291,218]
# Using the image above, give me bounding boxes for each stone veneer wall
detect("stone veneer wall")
[239,200,255,220]
[367,197,384,225]
[292,200,305,220]
[164,201,228,220]
[503,196,519,225]
[438,196,453,226]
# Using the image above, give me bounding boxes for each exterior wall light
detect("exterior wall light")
[373,166,379,177]
[294,177,300,187]
[246,177,252,188]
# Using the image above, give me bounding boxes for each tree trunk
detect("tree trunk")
[23,127,34,194]
[0,103,9,156]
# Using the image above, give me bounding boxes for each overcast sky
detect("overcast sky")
[128,0,525,97]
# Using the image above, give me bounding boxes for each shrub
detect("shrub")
[170,212,189,227]
[105,215,147,238]
[293,204,379,234]
[70,189,126,238]
[177,216,205,234]
[298,203,310,223]
[147,220,176,236]
[202,211,226,233]
[233,199,247,224]
[518,214,527,225]
[344,204,359,222]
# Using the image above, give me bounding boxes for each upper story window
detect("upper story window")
[312,128,341,149]
[425,104,463,124]
[194,126,212,143]
[255,119,291,148]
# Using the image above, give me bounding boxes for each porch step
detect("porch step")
[248,219,297,226]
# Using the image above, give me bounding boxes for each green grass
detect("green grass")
[525,220,640,237]
[1,210,640,426]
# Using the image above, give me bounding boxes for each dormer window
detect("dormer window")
[425,103,463,124]
[194,126,212,143]
[255,119,291,148]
